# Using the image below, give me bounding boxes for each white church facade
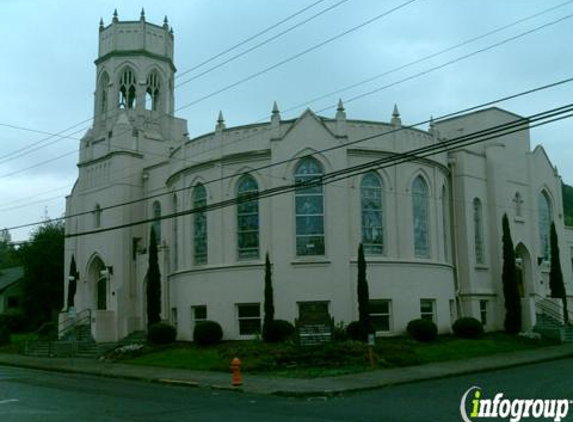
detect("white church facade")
[62,14,573,342]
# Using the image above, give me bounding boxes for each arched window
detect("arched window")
[538,191,552,261]
[193,184,207,265]
[294,157,324,256]
[412,175,430,258]
[145,71,160,111]
[172,195,178,270]
[94,204,102,228]
[473,198,484,264]
[152,201,161,243]
[118,68,137,109]
[361,172,383,255]
[99,72,109,114]
[237,175,259,259]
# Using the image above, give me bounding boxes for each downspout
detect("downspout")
[448,157,463,318]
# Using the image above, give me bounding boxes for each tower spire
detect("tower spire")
[112,9,118,23]
[140,8,145,21]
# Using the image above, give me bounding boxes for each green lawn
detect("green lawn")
[0,332,38,354]
[121,333,556,378]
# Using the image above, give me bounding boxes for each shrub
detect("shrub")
[406,319,437,342]
[193,320,223,346]
[0,326,10,345]
[0,314,26,333]
[263,319,295,343]
[346,321,374,342]
[452,317,484,339]
[147,323,177,345]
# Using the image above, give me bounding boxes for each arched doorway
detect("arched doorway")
[515,243,531,298]
[87,256,107,310]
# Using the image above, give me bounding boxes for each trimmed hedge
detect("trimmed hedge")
[346,321,374,342]
[452,317,484,339]
[406,319,438,342]
[0,326,10,345]
[148,323,177,345]
[263,319,295,343]
[193,320,223,346]
[0,314,26,333]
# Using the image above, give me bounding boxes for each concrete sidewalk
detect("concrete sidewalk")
[1,344,572,396]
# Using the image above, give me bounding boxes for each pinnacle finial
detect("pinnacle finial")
[99,18,104,29]
[337,98,345,112]
[272,101,279,115]
[112,9,118,23]
[391,104,401,127]
[169,27,174,35]
[140,8,145,21]
[216,110,226,130]
[164,16,169,27]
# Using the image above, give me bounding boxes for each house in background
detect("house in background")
[0,267,24,316]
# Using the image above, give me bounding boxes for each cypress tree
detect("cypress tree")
[67,255,78,309]
[549,222,568,323]
[357,243,371,336]
[501,214,521,334]
[263,252,274,328]
[146,227,161,326]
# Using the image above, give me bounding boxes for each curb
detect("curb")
[1,347,572,397]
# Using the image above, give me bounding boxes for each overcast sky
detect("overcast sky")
[1,0,573,241]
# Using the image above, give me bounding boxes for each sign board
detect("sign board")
[298,324,332,346]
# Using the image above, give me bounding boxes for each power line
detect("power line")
[175,0,352,87]
[0,1,351,167]
[176,0,330,79]
[61,103,573,239]
[5,77,573,232]
[2,3,565,182]
[281,0,573,115]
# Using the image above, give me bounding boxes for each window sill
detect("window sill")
[514,216,525,223]
[291,259,331,266]
[474,264,489,271]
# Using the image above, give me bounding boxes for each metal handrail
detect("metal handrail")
[533,294,572,325]
[58,308,92,339]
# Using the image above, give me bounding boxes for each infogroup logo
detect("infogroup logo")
[460,386,571,422]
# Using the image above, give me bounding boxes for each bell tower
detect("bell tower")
[93,9,176,136]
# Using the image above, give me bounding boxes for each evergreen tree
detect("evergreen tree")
[263,252,274,339]
[146,227,161,326]
[501,214,521,334]
[67,255,78,309]
[549,222,568,323]
[20,220,64,329]
[357,243,371,335]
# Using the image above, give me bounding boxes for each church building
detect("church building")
[62,13,573,342]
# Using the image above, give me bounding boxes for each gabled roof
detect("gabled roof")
[281,108,337,140]
[0,266,24,293]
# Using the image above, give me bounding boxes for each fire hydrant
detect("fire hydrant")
[230,357,242,387]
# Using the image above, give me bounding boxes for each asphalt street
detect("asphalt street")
[0,358,572,421]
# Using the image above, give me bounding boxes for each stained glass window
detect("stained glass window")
[413,176,429,258]
[361,172,383,254]
[473,198,484,264]
[539,191,551,261]
[237,175,259,259]
[295,158,324,256]
[193,184,207,265]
